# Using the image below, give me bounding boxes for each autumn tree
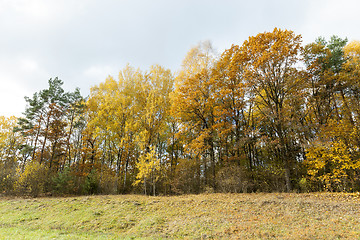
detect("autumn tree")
[211,44,257,171]
[15,78,85,195]
[133,65,174,195]
[64,88,86,167]
[240,28,306,191]
[86,69,139,193]
[342,40,360,127]
[304,38,360,192]
[16,78,69,166]
[171,41,218,190]
[86,65,174,195]
[133,146,160,195]
[305,119,360,191]
[303,36,348,128]
[0,116,23,193]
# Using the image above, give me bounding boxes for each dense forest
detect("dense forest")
[1,28,360,196]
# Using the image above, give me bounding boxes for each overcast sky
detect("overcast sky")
[1,0,360,117]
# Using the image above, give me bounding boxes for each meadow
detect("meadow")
[0,193,360,239]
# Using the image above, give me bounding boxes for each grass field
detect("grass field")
[0,193,360,239]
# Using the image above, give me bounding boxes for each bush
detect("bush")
[298,178,311,192]
[14,161,48,197]
[82,169,99,195]
[52,167,76,195]
[252,167,286,192]
[0,164,16,194]
[98,166,117,194]
[216,165,252,193]
[170,158,201,194]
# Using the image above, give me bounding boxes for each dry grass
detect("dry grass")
[0,193,360,239]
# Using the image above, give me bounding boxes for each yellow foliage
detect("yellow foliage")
[14,161,48,197]
[133,147,160,186]
[344,40,360,61]
[0,116,20,162]
[305,120,360,191]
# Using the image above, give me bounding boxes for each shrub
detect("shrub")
[216,165,252,193]
[14,161,48,197]
[82,169,99,195]
[170,158,201,194]
[0,163,16,194]
[252,167,286,192]
[52,167,76,195]
[98,166,117,194]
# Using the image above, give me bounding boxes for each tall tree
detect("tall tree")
[304,38,360,191]
[241,28,305,191]
[212,44,257,171]
[171,41,218,189]
[303,36,348,128]
[16,78,84,170]
[0,116,22,192]
[87,65,174,194]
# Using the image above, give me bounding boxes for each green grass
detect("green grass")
[0,193,360,239]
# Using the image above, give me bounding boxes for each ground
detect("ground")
[0,193,360,239]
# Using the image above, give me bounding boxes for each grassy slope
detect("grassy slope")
[0,193,360,239]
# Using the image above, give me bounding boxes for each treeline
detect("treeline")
[1,28,360,197]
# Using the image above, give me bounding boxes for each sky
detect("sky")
[1,0,360,117]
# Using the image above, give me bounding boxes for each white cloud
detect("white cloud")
[82,65,118,91]
[0,80,30,117]
[84,65,116,79]
[5,0,55,19]
[20,58,40,72]
[0,0,91,27]
[0,56,49,87]
[300,0,360,43]
[0,56,50,117]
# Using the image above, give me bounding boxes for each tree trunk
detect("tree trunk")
[144,176,147,195]
[32,118,42,160]
[66,111,75,167]
[40,113,51,164]
[284,166,292,192]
